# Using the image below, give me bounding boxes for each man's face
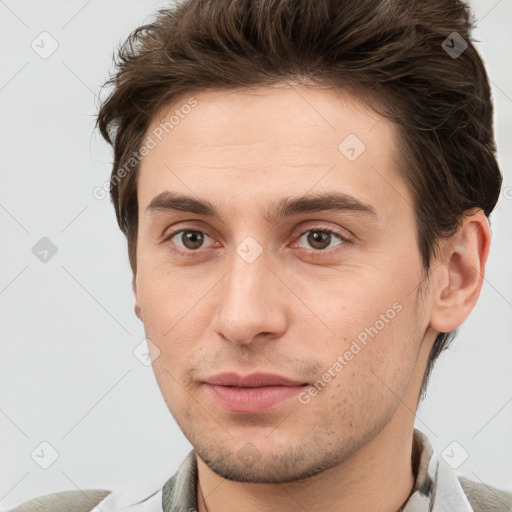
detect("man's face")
[134,84,434,483]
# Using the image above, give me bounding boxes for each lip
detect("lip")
[205,372,307,387]
[203,372,308,413]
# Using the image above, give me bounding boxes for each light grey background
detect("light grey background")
[0,0,511,508]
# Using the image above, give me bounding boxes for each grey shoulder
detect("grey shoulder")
[458,476,512,512]
[7,489,111,512]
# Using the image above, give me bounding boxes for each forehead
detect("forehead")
[137,84,410,221]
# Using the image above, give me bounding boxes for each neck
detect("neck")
[196,414,417,512]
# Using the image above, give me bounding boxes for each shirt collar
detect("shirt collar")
[402,429,473,512]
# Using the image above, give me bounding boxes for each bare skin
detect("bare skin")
[132,83,490,512]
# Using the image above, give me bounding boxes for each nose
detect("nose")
[211,247,288,346]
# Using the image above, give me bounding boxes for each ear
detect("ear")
[430,209,491,333]
[132,274,143,322]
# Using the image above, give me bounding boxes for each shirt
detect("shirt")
[90,428,493,512]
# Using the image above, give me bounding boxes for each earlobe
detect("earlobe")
[132,274,143,322]
[430,209,491,333]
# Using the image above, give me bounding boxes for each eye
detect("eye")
[291,227,347,253]
[166,229,215,253]
[163,225,348,258]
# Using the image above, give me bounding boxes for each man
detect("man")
[10,0,511,510]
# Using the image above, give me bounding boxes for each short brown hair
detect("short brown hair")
[96,0,502,398]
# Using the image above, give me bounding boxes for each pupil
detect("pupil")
[183,231,203,249]
[308,231,330,250]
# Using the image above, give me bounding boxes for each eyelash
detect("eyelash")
[163,225,349,259]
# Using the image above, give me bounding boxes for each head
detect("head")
[96,0,500,483]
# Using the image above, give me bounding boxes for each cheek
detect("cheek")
[136,256,193,322]
[310,276,421,387]
[135,263,211,365]
[307,308,421,431]
[301,266,409,337]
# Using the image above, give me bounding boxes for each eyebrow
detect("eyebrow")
[146,190,377,223]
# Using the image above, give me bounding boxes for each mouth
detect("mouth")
[202,372,309,413]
